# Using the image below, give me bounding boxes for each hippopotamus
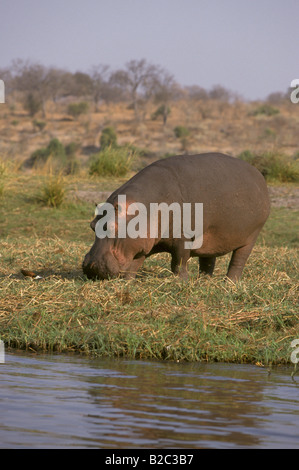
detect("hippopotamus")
[83,153,270,281]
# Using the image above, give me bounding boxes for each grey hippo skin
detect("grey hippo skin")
[82,153,270,282]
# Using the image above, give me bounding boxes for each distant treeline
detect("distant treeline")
[0,58,290,119]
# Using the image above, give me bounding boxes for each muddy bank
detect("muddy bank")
[267,186,299,209]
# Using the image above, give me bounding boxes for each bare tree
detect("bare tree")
[151,69,178,125]
[185,85,209,101]
[266,91,287,104]
[110,59,158,120]
[11,59,51,117]
[209,84,231,102]
[89,64,110,111]
[45,68,74,103]
[70,71,93,98]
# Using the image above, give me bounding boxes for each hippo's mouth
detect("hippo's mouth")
[82,260,104,280]
[82,251,120,280]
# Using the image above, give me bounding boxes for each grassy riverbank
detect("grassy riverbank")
[0,173,298,364]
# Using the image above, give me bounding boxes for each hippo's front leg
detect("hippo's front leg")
[122,256,146,279]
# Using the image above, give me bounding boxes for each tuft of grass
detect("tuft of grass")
[0,159,8,197]
[37,175,66,208]
[89,146,136,177]
[0,160,8,177]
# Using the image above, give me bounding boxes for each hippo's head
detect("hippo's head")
[82,210,129,280]
[82,197,152,280]
[82,238,120,280]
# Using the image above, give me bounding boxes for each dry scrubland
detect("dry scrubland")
[0,98,298,365]
[1,98,299,162]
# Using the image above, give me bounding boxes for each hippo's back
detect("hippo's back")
[112,153,269,216]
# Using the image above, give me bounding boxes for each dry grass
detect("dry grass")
[0,237,298,363]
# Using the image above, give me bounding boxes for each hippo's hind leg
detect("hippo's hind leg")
[226,241,257,282]
[199,256,216,276]
[171,244,190,280]
[227,228,263,282]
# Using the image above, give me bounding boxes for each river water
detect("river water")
[0,351,298,448]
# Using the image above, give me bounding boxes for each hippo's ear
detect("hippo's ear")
[95,202,105,216]
[90,218,97,231]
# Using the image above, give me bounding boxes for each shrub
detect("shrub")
[151,105,171,125]
[100,127,117,149]
[251,104,280,117]
[23,92,42,117]
[89,146,135,177]
[26,139,72,171]
[29,147,50,165]
[38,175,65,208]
[65,142,80,159]
[174,126,190,139]
[238,150,299,182]
[174,126,190,152]
[33,120,46,131]
[67,101,89,118]
[263,127,276,139]
[47,138,66,159]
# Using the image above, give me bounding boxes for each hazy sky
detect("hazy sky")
[1,0,298,100]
